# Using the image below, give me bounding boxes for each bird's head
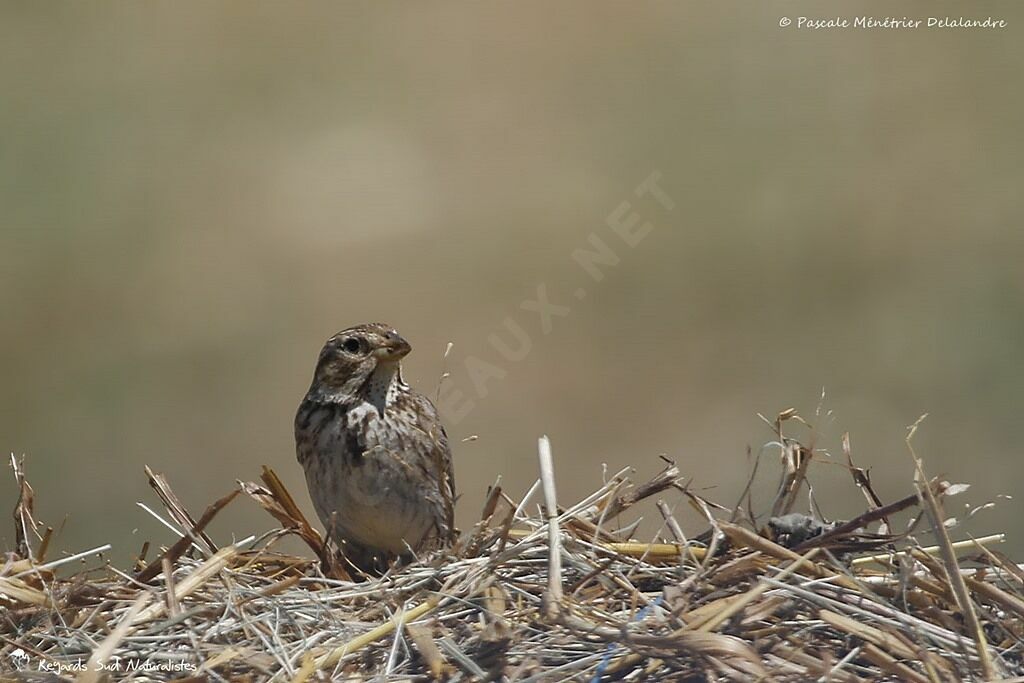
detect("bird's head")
[310,322,411,400]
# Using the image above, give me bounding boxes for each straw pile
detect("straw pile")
[2,410,1022,682]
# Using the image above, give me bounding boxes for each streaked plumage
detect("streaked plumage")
[295,323,455,571]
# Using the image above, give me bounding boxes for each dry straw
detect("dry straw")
[2,410,1022,681]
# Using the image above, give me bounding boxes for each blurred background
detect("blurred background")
[2,3,1022,564]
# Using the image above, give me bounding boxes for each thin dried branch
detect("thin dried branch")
[10,454,41,558]
[136,488,239,583]
[144,465,219,554]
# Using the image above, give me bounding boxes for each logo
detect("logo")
[8,647,31,668]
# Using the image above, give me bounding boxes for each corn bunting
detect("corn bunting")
[295,323,455,572]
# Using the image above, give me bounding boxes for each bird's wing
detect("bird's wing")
[409,391,456,538]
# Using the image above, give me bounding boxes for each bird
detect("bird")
[295,323,455,573]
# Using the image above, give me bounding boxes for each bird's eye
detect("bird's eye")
[342,337,365,354]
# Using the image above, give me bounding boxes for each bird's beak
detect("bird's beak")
[373,334,411,361]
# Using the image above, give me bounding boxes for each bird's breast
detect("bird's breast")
[297,398,443,553]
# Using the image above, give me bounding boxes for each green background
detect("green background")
[2,3,1022,563]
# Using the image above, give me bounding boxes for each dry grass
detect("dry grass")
[2,410,1023,682]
